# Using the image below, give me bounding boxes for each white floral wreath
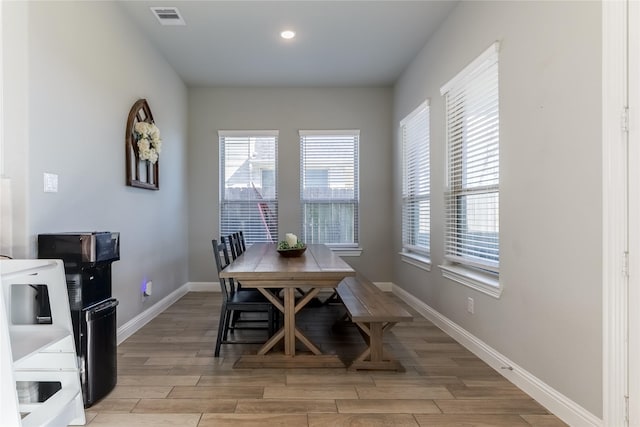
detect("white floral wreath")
[134,121,162,164]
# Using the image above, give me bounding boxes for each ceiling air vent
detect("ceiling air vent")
[150,7,186,26]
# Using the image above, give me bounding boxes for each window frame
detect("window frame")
[399,100,431,271]
[218,130,279,244]
[299,129,361,255]
[439,42,501,297]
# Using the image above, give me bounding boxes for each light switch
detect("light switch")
[43,173,58,193]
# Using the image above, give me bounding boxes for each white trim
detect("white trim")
[298,129,360,137]
[399,251,431,272]
[399,99,430,127]
[392,284,603,427]
[440,41,500,95]
[602,1,629,426]
[628,0,640,424]
[188,281,219,292]
[439,264,501,298]
[0,178,12,258]
[372,281,393,292]
[217,130,279,137]
[329,246,362,257]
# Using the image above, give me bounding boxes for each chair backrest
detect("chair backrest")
[228,233,243,260]
[212,239,235,299]
[220,235,233,259]
[233,232,245,256]
[238,231,246,252]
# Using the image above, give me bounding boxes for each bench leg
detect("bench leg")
[349,321,405,372]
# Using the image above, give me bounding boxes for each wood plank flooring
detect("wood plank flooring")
[82,292,567,426]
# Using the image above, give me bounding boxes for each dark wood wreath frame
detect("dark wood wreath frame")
[126,99,159,190]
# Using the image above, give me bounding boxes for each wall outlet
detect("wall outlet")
[143,280,152,296]
[467,297,474,314]
[43,173,58,193]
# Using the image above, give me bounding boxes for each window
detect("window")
[300,130,359,249]
[400,101,430,267]
[440,42,500,290]
[219,130,278,243]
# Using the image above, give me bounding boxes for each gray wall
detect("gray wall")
[188,87,393,283]
[2,1,190,327]
[393,1,602,417]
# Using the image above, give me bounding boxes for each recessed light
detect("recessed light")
[280,30,296,40]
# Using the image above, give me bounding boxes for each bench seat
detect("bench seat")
[336,276,413,371]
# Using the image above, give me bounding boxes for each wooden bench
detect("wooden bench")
[336,275,413,371]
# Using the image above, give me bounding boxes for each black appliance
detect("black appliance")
[38,232,120,407]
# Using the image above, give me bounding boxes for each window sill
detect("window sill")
[399,252,431,271]
[439,264,502,298]
[328,246,362,257]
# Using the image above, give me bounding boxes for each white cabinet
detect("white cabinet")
[1,259,85,427]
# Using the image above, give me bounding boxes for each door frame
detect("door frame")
[628,1,640,425]
[603,0,629,426]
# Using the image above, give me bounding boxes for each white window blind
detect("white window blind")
[300,130,359,246]
[219,130,278,244]
[401,100,430,256]
[441,42,500,273]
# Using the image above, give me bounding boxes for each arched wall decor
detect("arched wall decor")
[125,99,159,190]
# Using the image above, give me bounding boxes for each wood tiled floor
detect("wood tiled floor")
[82,292,567,426]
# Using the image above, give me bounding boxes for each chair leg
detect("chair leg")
[222,309,233,341]
[214,303,227,357]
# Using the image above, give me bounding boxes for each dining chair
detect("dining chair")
[221,234,251,327]
[212,239,277,357]
[222,234,246,291]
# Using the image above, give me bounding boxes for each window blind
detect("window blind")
[299,130,359,246]
[219,131,278,244]
[401,101,430,256]
[441,43,500,272]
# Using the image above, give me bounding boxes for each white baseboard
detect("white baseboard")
[392,284,603,427]
[373,281,393,292]
[187,281,219,292]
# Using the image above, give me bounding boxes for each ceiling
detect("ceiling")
[117,1,458,87]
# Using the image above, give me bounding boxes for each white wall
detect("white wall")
[3,1,189,326]
[2,1,29,258]
[188,87,393,283]
[394,0,602,418]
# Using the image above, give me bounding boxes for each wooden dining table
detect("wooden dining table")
[219,243,356,368]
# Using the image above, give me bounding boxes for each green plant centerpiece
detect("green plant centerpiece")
[277,233,306,257]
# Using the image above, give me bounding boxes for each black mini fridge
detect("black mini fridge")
[83,297,118,405]
[38,231,120,407]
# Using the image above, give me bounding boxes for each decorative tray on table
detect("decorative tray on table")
[277,235,306,257]
[277,246,307,257]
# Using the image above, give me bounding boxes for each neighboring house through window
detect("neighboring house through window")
[440,42,500,296]
[400,100,431,270]
[219,130,278,243]
[299,130,360,253]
